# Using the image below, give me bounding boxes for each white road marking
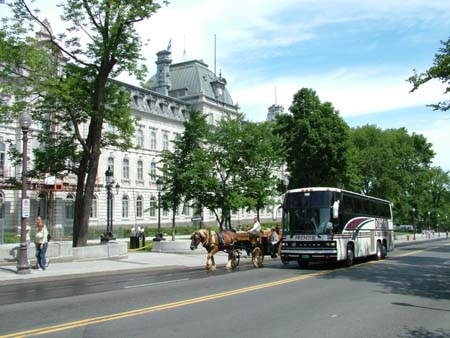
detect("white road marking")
[123,278,189,289]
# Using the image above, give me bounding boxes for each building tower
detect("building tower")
[153,50,172,96]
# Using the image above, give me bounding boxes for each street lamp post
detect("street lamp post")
[428,211,431,231]
[101,166,116,243]
[412,208,416,240]
[17,111,32,274]
[437,213,440,237]
[153,178,164,241]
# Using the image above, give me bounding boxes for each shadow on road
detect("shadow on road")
[396,327,450,338]
[316,254,450,301]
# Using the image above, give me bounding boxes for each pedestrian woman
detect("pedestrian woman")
[34,216,48,271]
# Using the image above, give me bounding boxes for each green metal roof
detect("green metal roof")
[147,59,235,106]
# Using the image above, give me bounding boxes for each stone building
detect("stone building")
[0,48,279,241]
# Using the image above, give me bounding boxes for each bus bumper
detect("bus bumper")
[280,249,338,262]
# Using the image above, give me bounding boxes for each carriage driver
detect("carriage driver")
[247,217,261,238]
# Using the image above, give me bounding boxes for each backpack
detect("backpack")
[47,233,52,242]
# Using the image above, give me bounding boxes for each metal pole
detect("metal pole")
[412,208,416,240]
[157,191,161,238]
[17,125,30,274]
[106,184,111,234]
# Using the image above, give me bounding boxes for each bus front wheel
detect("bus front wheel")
[345,244,354,267]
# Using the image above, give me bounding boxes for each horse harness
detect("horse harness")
[202,230,225,251]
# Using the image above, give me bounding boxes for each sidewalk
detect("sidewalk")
[0,233,447,285]
[0,250,231,285]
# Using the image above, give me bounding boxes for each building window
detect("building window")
[163,208,168,217]
[137,129,144,148]
[123,159,129,180]
[38,193,47,219]
[162,134,169,150]
[150,130,156,150]
[107,157,114,174]
[65,194,75,219]
[150,197,156,217]
[122,196,129,218]
[150,162,156,182]
[182,203,190,216]
[137,160,143,181]
[90,195,97,218]
[136,195,143,218]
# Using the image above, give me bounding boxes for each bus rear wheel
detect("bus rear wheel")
[381,241,387,259]
[375,241,383,260]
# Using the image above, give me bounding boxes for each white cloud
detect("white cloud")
[417,117,450,170]
[233,67,448,120]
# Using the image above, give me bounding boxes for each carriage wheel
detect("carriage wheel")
[252,247,264,268]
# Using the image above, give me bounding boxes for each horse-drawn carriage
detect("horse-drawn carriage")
[190,229,280,270]
[233,230,275,268]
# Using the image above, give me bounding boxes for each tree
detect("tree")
[200,114,249,230]
[275,88,350,189]
[160,111,211,240]
[347,125,436,223]
[409,36,450,112]
[240,121,285,219]
[0,1,165,246]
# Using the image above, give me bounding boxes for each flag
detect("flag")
[167,38,172,52]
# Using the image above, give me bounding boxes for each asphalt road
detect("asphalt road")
[1,239,449,338]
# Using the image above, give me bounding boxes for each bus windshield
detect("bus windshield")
[283,191,333,235]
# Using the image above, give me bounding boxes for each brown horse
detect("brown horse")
[190,229,238,270]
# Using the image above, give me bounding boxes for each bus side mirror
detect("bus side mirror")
[332,200,340,219]
[272,204,281,221]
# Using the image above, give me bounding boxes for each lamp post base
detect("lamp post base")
[100,231,116,244]
[16,244,31,274]
[152,233,165,241]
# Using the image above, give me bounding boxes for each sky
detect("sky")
[3,0,450,170]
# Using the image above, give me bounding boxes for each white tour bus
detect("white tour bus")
[273,187,394,267]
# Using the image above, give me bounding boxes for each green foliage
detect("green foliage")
[409,36,450,112]
[159,112,285,231]
[275,88,350,189]
[240,121,286,217]
[0,1,166,246]
[346,124,447,224]
[160,111,212,238]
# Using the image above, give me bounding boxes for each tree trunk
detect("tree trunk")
[171,207,176,241]
[72,119,103,247]
[72,66,110,247]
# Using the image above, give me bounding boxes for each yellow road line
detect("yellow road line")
[395,249,425,258]
[0,271,330,338]
[3,242,446,338]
